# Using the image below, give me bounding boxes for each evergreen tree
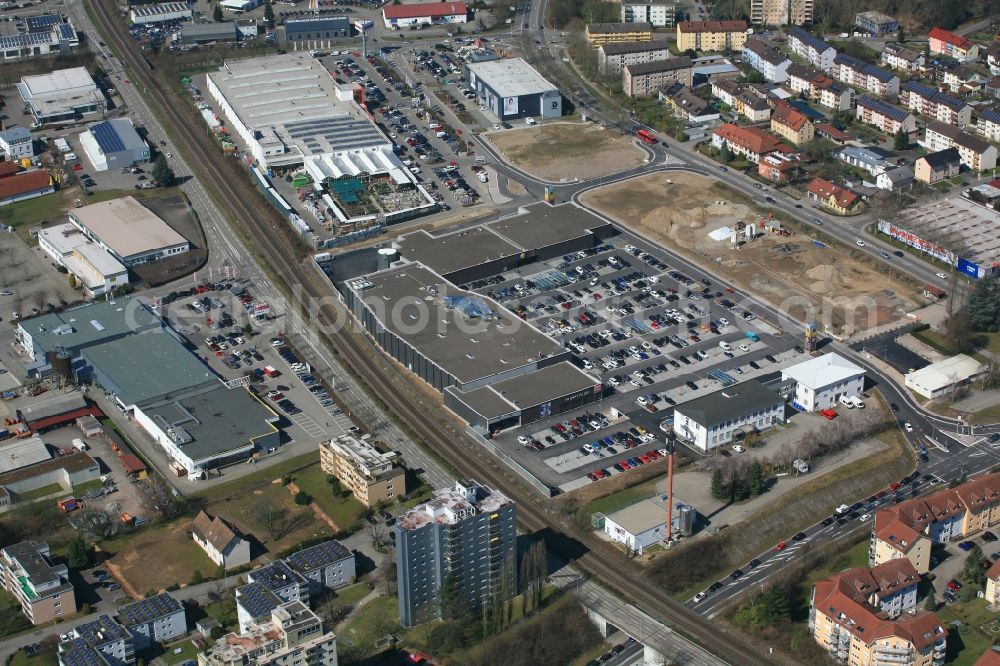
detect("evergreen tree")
[213,3,223,22]
[710,468,727,500]
[151,155,175,187]
[893,128,909,151]
[263,0,274,22]
[965,275,1000,332]
[756,584,790,625]
[439,574,464,621]
[719,142,731,165]
[924,593,936,611]
[747,461,766,497]
[963,544,987,588]
[65,536,89,569]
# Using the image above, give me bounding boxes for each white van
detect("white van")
[719,341,732,351]
[839,394,855,408]
[435,130,448,138]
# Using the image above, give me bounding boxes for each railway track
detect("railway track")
[86,5,768,663]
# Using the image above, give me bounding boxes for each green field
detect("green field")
[15,483,64,503]
[292,464,366,530]
[161,639,200,665]
[937,599,997,666]
[191,451,320,501]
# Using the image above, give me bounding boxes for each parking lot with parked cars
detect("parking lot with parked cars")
[468,230,807,491]
[151,283,347,449]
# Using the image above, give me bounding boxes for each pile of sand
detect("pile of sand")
[806,264,838,293]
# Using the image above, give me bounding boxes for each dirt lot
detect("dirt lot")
[485,122,646,182]
[581,172,919,334]
[105,479,335,595]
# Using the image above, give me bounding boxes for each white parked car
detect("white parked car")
[718,317,730,326]
[636,396,650,406]
[739,344,750,352]
[732,444,745,453]
[859,513,872,522]
[608,377,620,387]
[517,435,530,445]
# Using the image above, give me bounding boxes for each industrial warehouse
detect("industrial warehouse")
[330,202,613,432]
[464,58,562,121]
[207,53,435,228]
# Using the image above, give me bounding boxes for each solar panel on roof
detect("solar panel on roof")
[91,122,127,154]
[237,582,281,618]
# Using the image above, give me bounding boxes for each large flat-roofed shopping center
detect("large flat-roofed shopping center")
[333,202,613,432]
[207,53,435,227]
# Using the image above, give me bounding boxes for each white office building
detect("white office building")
[37,223,129,299]
[780,352,865,411]
[0,127,34,160]
[673,380,785,451]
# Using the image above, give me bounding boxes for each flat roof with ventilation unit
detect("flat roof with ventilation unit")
[347,263,566,387]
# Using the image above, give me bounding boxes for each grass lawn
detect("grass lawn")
[0,592,32,639]
[0,191,67,230]
[10,650,58,666]
[191,451,319,501]
[792,538,869,618]
[333,581,371,608]
[161,639,200,665]
[292,464,366,530]
[582,476,659,519]
[338,595,403,655]
[937,599,996,666]
[73,478,104,494]
[16,483,64,502]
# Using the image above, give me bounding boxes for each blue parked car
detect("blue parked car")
[958,541,974,551]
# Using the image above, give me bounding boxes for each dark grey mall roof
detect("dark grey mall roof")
[395,202,610,278]
[349,264,565,386]
[82,329,217,406]
[675,380,782,428]
[138,384,278,464]
[446,361,599,419]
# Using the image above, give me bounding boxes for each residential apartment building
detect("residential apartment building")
[818,83,854,112]
[833,53,899,97]
[660,82,720,123]
[977,108,1000,143]
[871,473,1000,574]
[751,0,812,26]
[585,22,653,47]
[987,76,1000,100]
[758,151,800,183]
[1,541,74,625]
[675,20,748,52]
[786,65,854,111]
[787,27,835,71]
[741,37,791,83]
[943,65,984,94]
[810,561,945,666]
[199,601,338,666]
[854,11,899,36]
[837,145,892,177]
[877,166,914,192]
[989,44,1000,76]
[319,434,405,507]
[914,148,961,184]
[623,57,692,97]
[924,121,998,172]
[711,122,786,163]
[395,480,516,627]
[806,177,861,214]
[597,40,670,74]
[771,102,813,144]
[117,593,187,650]
[928,27,979,62]
[985,560,1000,605]
[855,95,917,136]
[60,615,135,666]
[712,79,771,122]
[900,82,972,127]
[881,42,925,72]
[672,379,785,451]
[621,1,674,29]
